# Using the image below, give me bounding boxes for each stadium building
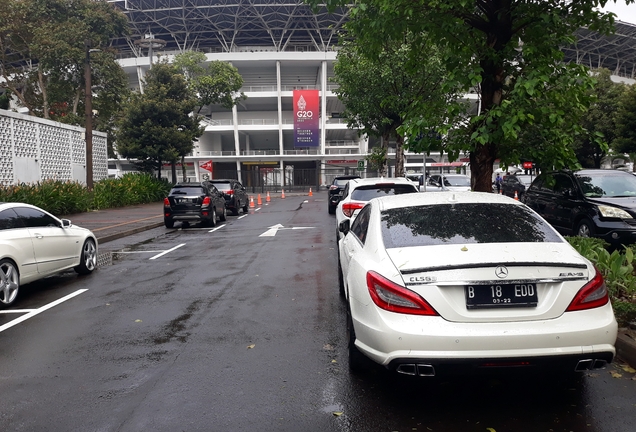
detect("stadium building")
[106,1,636,186]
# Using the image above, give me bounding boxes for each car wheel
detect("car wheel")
[75,238,97,275]
[232,203,240,216]
[347,307,367,373]
[338,253,345,298]
[243,200,249,213]
[0,259,20,308]
[576,219,595,238]
[220,206,227,222]
[328,204,335,214]
[209,207,217,227]
[164,218,174,228]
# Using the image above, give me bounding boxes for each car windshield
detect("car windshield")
[351,184,417,201]
[443,176,471,187]
[335,178,356,187]
[515,175,534,186]
[576,173,636,198]
[211,182,232,191]
[381,203,563,248]
[170,186,205,195]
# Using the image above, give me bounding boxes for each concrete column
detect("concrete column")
[277,60,283,156]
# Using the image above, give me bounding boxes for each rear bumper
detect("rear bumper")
[351,300,618,372]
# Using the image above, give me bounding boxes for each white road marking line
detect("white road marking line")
[149,243,186,260]
[113,251,164,254]
[238,214,248,219]
[0,309,37,314]
[0,289,88,333]
[255,208,261,212]
[208,224,226,233]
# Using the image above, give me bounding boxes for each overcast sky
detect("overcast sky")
[601,1,636,24]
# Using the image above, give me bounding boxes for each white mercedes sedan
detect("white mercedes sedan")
[0,203,98,308]
[337,192,617,376]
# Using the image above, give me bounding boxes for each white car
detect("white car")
[335,177,419,242]
[426,174,472,191]
[337,192,617,376]
[0,203,98,307]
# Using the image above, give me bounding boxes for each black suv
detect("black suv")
[501,174,534,200]
[522,169,636,247]
[328,175,360,214]
[209,179,249,215]
[163,182,227,228]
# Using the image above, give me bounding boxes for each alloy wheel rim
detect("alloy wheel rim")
[85,242,97,270]
[0,263,19,305]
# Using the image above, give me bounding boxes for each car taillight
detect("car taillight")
[366,271,439,316]
[343,202,364,217]
[226,189,234,195]
[566,267,609,311]
[163,198,170,206]
[202,197,211,205]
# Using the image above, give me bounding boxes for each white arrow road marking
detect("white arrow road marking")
[149,243,186,260]
[260,224,284,237]
[259,225,315,237]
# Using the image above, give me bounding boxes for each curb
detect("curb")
[616,332,636,368]
[96,221,164,244]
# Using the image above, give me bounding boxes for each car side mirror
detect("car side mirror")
[61,219,72,228]
[338,219,350,235]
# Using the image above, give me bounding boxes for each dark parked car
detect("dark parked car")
[209,179,249,215]
[501,174,534,199]
[163,182,227,228]
[328,175,360,214]
[522,169,636,248]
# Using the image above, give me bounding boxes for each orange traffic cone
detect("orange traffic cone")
[257,194,262,205]
[249,196,255,208]
[266,191,271,202]
[281,189,286,199]
[308,187,313,197]
[514,191,519,200]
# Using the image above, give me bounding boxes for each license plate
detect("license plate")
[465,283,538,309]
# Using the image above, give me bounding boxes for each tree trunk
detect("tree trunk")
[181,156,187,182]
[380,133,389,177]
[157,160,162,180]
[470,143,497,192]
[395,134,405,177]
[171,162,177,184]
[72,89,81,115]
[38,68,49,119]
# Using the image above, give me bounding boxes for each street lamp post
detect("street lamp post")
[84,40,94,190]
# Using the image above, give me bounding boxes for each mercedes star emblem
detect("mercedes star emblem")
[495,265,509,279]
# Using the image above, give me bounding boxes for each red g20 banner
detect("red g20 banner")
[293,90,320,147]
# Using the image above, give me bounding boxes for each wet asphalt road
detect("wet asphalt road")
[1,195,635,432]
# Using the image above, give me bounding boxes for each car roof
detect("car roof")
[172,182,208,187]
[209,179,237,182]
[370,191,522,211]
[573,169,631,176]
[334,175,361,180]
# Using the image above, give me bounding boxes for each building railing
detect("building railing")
[203,119,233,126]
[326,148,360,155]
[326,140,358,147]
[283,149,320,155]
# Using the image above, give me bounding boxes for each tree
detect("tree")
[310,0,631,191]
[173,51,245,180]
[333,30,466,177]
[0,0,128,121]
[572,68,626,168]
[116,63,204,182]
[614,83,636,158]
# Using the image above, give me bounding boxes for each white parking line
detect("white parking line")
[208,224,226,233]
[0,289,88,333]
[149,243,186,260]
[238,214,248,219]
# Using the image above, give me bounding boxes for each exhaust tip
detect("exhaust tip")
[396,363,436,377]
[575,359,607,372]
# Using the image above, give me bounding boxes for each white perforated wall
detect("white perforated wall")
[0,110,107,186]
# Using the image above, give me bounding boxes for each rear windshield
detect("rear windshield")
[351,184,417,201]
[334,178,356,187]
[444,176,471,187]
[210,182,232,190]
[170,186,205,195]
[381,203,563,248]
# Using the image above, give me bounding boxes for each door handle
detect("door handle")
[34,233,43,239]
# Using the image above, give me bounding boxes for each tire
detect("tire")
[328,204,335,214]
[0,259,20,308]
[209,207,217,227]
[232,204,240,216]
[243,200,249,213]
[338,252,345,298]
[576,218,595,238]
[75,239,97,275]
[164,218,174,228]
[220,206,227,222]
[347,307,367,373]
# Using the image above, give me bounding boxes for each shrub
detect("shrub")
[566,236,636,326]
